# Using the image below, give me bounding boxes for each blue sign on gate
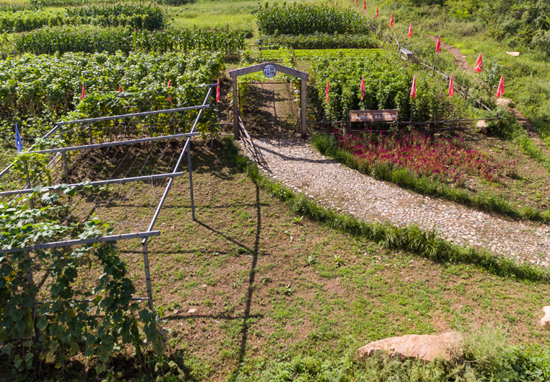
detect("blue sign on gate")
[263,64,276,78]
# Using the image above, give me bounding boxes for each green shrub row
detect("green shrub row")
[257,32,379,50]
[65,3,166,30]
[257,4,372,35]
[224,137,550,284]
[0,11,63,33]
[311,132,550,223]
[0,3,166,34]
[31,0,193,5]
[13,26,247,55]
[0,4,41,12]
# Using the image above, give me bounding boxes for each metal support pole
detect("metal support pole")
[232,77,240,140]
[58,124,69,183]
[23,160,34,209]
[187,143,196,221]
[149,117,154,149]
[210,89,214,148]
[300,79,307,138]
[142,241,154,311]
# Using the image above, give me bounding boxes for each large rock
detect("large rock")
[541,306,550,329]
[358,332,463,362]
[496,98,512,107]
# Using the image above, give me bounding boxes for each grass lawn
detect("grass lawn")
[59,140,550,381]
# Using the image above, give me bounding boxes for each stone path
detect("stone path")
[240,138,550,266]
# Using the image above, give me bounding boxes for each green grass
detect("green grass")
[5,139,550,381]
[165,0,273,33]
[225,137,550,283]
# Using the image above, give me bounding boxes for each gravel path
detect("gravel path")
[240,138,550,266]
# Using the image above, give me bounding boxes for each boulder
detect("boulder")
[476,120,488,128]
[541,306,550,329]
[358,332,463,362]
[496,98,512,107]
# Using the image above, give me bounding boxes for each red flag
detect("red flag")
[355,0,357,4]
[167,79,172,102]
[474,53,483,73]
[80,82,86,100]
[216,78,220,103]
[410,75,416,99]
[448,73,454,98]
[390,13,394,28]
[375,6,379,18]
[363,0,366,10]
[408,23,412,39]
[325,79,330,103]
[496,75,505,98]
[436,36,441,53]
[360,77,365,100]
[118,85,122,92]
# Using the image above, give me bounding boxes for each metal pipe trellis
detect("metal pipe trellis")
[0,83,219,311]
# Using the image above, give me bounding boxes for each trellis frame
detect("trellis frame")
[0,83,218,310]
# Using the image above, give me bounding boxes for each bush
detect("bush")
[0,11,63,33]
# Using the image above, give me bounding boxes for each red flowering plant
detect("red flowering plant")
[335,129,516,185]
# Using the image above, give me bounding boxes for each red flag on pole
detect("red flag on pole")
[436,36,441,53]
[167,79,172,101]
[408,23,412,39]
[474,53,483,73]
[390,14,394,28]
[410,75,416,99]
[118,85,122,92]
[375,6,379,18]
[216,78,220,103]
[363,0,366,10]
[448,73,455,98]
[81,82,86,100]
[360,77,365,100]
[496,75,505,98]
[325,79,330,103]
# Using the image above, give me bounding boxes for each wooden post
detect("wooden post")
[300,79,307,138]
[232,76,240,140]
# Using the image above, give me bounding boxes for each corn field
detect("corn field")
[257,4,372,35]
[13,26,247,55]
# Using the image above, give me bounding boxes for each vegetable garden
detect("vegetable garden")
[2,0,550,381]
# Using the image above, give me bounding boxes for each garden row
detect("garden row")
[257,4,377,49]
[12,26,248,55]
[0,51,224,139]
[0,3,166,33]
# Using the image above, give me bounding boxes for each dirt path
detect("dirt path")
[428,35,474,73]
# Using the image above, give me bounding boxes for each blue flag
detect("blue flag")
[15,124,22,153]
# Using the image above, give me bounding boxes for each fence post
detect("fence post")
[58,124,69,183]
[23,159,34,209]
[142,241,154,311]
[210,86,214,148]
[232,77,240,140]
[187,143,196,221]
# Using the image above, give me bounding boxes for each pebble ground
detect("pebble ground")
[240,138,550,267]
